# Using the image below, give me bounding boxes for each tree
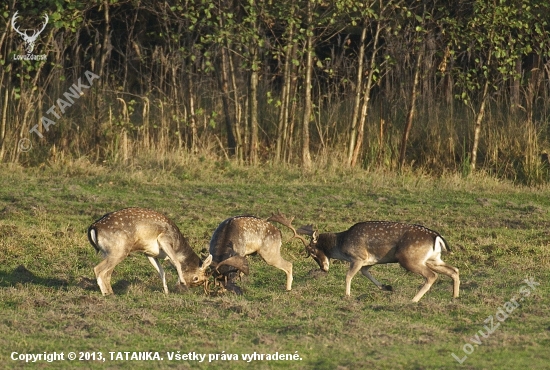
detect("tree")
[346,0,385,168]
[446,0,550,172]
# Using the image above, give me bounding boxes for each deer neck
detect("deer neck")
[170,232,200,267]
[317,233,338,256]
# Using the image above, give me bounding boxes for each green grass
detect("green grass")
[0,160,549,369]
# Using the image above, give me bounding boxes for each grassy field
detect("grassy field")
[0,159,549,369]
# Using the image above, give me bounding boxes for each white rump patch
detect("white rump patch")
[90,228,98,245]
[434,236,446,253]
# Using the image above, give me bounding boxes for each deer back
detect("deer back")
[208,216,282,276]
[333,222,445,262]
[209,216,282,261]
[305,221,446,270]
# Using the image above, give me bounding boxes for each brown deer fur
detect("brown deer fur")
[88,207,212,295]
[298,221,460,302]
[209,216,293,292]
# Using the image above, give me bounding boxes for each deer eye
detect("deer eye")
[193,276,200,282]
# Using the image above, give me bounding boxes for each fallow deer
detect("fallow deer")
[209,213,300,293]
[88,207,212,295]
[290,219,459,302]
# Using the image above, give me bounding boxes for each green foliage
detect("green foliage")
[2,0,550,183]
[446,0,550,106]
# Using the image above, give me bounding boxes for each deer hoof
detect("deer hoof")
[381,284,393,292]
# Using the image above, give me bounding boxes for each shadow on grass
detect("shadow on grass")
[78,277,137,294]
[0,265,193,296]
[0,264,69,288]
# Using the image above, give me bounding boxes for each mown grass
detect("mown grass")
[0,159,549,369]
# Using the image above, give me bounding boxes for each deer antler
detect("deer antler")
[214,255,250,276]
[267,210,310,248]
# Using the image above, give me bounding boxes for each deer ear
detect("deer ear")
[202,254,213,269]
[297,224,315,235]
[312,231,319,243]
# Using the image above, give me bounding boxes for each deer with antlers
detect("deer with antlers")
[11,11,49,54]
[209,212,303,293]
[88,207,212,295]
[272,215,460,302]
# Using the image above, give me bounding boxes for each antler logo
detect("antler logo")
[11,11,49,54]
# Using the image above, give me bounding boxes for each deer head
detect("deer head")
[296,224,330,271]
[11,11,49,54]
[267,211,330,271]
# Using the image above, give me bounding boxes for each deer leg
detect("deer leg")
[361,266,393,291]
[157,235,187,287]
[426,260,460,299]
[147,256,168,294]
[258,248,293,291]
[345,262,363,296]
[396,242,442,302]
[94,259,112,295]
[402,261,438,302]
[94,253,126,296]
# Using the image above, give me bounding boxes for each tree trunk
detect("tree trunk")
[249,59,259,164]
[219,46,237,156]
[275,21,295,163]
[227,47,243,161]
[187,70,198,154]
[525,54,541,125]
[399,44,424,169]
[350,18,382,168]
[510,58,521,115]
[470,42,494,172]
[93,0,111,153]
[470,78,490,172]
[347,22,367,166]
[285,42,299,163]
[301,1,313,170]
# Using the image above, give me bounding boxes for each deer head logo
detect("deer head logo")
[11,11,49,54]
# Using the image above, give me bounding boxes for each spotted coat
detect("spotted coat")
[304,221,459,302]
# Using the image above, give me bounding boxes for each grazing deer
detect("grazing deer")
[209,213,300,293]
[88,207,212,295]
[294,221,460,302]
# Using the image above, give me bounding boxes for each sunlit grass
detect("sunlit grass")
[0,162,549,368]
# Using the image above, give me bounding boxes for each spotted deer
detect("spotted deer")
[291,220,460,302]
[209,212,300,293]
[88,207,212,295]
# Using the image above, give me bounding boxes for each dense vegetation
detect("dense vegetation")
[1,0,550,183]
